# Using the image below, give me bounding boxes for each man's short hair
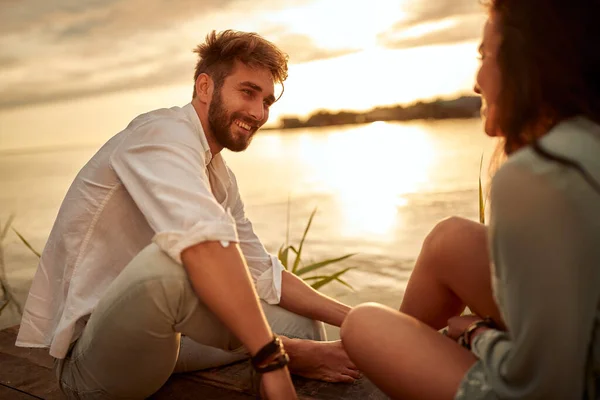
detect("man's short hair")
[192,30,289,98]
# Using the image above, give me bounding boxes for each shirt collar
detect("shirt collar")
[183,102,213,166]
[182,102,232,190]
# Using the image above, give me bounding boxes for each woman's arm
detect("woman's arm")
[464,162,597,399]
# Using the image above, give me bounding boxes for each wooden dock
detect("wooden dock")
[0,326,389,399]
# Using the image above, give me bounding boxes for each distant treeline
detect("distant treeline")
[274,95,482,130]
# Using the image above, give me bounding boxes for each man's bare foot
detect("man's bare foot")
[283,339,361,383]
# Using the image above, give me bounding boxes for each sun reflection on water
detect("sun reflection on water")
[295,121,436,239]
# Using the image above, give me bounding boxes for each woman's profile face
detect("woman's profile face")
[474,13,502,138]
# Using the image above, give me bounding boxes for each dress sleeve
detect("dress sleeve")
[456,162,595,399]
[109,120,239,263]
[228,171,283,304]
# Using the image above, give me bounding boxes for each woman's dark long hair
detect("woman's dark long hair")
[485,0,600,155]
[483,0,600,196]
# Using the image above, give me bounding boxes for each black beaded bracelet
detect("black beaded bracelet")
[251,335,283,370]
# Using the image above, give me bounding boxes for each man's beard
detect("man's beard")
[208,88,256,152]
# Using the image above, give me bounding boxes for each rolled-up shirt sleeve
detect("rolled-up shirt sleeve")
[109,120,239,263]
[228,171,283,304]
[456,162,595,399]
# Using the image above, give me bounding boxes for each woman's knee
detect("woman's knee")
[341,302,389,346]
[420,217,486,269]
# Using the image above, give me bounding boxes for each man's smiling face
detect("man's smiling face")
[208,61,276,152]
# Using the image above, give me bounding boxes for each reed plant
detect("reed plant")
[0,215,41,318]
[278,206,356,291]
[479,154,486,224]
[0,216,24,317]
[1,204,355,318]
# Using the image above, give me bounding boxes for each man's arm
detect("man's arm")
[278,270,351,327]
[226,169,358,382]
[276,270,360,383]
[182,241,275,354]
[182,241,296,398]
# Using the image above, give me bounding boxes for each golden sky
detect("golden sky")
[0,0,487,150]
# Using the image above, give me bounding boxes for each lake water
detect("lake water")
[0,118,498,331]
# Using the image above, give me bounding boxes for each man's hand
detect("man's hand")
[285,339,360,383]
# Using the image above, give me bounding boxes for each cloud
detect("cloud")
[268,31,360,63]
[0,0,484,110]
[0,0,232,39]
[0,51,193,109]
[0,0,336,110]
[377,0,486,50]
[379,14,485,50]
[400,0,483,27]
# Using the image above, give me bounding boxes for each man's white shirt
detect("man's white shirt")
[16,103,284,359]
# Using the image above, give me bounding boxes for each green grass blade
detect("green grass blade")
[478,154,485,224]
[288,246,299,255]
[292,208,317,273]
[0,280,21,316]
[285,195,291,247]
[278,245,290,270]
[310,267,353,290]
[0,281,8,314]
[303,274,355,290]
[1,214,15,241]
[0,299,8,315]
[12,228,41,258]
[301,275,330,281]
[295,253,357,276]
[334,277,355,291]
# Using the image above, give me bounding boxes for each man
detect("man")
[15,30,358,399]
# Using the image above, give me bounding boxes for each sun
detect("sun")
[266,0,407,52]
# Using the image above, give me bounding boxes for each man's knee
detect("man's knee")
[261,301,326,341]
[125,243,188,282]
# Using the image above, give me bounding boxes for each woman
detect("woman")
[340,0,600,398]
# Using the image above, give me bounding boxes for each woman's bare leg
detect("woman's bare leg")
[400,217,503,329]
[340,303,476,400]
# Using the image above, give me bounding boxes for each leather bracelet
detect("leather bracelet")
[254,352,290,373]
[459,316,498,350]
[251,335,282,370]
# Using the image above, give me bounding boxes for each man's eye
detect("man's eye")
[242,89,252,95]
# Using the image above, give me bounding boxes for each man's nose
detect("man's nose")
[248,100,265,122]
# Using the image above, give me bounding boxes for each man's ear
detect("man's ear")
[195,73,213,103]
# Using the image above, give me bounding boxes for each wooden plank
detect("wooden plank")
[0,326,55,369]
[0,384,41,400]
[172,359,389,400]
[0,385,38,400]
[0,352,64,399]
[1,325,390,399]
[151,373,253,399]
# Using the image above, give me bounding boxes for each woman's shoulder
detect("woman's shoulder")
[498,117,600,190]
[492,117,600,228]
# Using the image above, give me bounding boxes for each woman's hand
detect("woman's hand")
[446,315,486,341]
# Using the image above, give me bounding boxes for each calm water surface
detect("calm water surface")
[0,118,497,328]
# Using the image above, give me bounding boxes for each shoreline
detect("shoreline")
[265,95,481,131]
